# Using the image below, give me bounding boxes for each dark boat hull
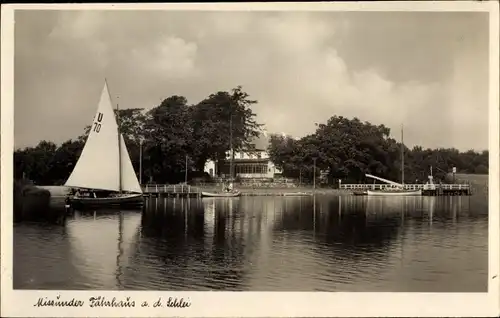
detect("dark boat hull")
[352,191,368,196]
[68,193,144,209]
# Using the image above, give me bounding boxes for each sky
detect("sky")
[13,9,490,151]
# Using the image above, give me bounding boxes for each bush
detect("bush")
[13,179,62,223]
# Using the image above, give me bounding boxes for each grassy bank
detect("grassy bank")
[447,173,488,196]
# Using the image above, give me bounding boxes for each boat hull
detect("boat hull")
[283,192,313,197]
[68,193,144,209]
[366,189,422,196]
[352,191,368,196]
[201,191,241,198]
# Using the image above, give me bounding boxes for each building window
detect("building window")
[234,164,269,175]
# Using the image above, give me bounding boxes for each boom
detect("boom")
[365,174,403,187]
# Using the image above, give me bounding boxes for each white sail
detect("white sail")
[120,134,143,193]
[65,81,142,194]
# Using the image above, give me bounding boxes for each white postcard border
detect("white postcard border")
[1,2,499,317]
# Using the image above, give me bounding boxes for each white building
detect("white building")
[204,130,284,180]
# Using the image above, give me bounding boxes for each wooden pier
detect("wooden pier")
[142,183,472,198]
[142,185,315,197]
[340,183,472,196]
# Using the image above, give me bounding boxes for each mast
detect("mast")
[229,114,234,181]
[401,124,404,185]
[116,90,122,193]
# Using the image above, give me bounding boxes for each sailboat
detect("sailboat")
[65,80,144,208]
[201,114,241,198]
[366,125,422,196]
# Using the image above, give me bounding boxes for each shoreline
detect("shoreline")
[195,186,351,196]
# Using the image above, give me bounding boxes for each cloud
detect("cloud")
[13,10,489,151]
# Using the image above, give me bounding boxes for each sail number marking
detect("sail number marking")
[93,112,104,133]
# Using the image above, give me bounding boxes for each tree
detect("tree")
[189,86,262,172]
[48,139,85,185]
[311,116,394,183]
[266,114,490,185]
[142,96,192,183]
[267,134,302,177]
[14,141,57,184]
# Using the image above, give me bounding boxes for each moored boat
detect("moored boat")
[352,190,367,196]
[65,80,144,209]
[201,190,241,198]
[69,192,144,209]
[366,189,422,196]
[364,124,423,197]
[283,192,313,197]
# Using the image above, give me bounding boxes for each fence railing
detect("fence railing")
[339,183,470,191]
[143,184,201,193]
[143,183,471,193]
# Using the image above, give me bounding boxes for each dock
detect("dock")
[340,183,472,196]
[142,185,316,198]
[143,183,471,197]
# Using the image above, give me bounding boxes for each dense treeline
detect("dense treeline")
[267,116,488,184]
[14,86,261,185]
[14,86,488,186]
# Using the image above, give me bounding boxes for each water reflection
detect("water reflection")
[13,194,488,292]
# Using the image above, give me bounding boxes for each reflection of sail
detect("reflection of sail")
[66,210,142,288]
[426,197,435,225]
[365,196,424,217]
[13,224,86,289]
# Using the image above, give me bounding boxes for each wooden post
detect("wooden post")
[139,139,143,185]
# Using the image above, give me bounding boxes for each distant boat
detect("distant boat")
[365,124,422,197]
[65,80,143,209]
[201,190,241,198]
[283,192,313,197]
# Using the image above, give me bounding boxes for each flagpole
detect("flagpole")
[401,124,404,185]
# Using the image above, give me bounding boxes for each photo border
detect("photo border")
[1,2,499,317]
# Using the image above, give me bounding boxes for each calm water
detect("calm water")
[14,194,488,292]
